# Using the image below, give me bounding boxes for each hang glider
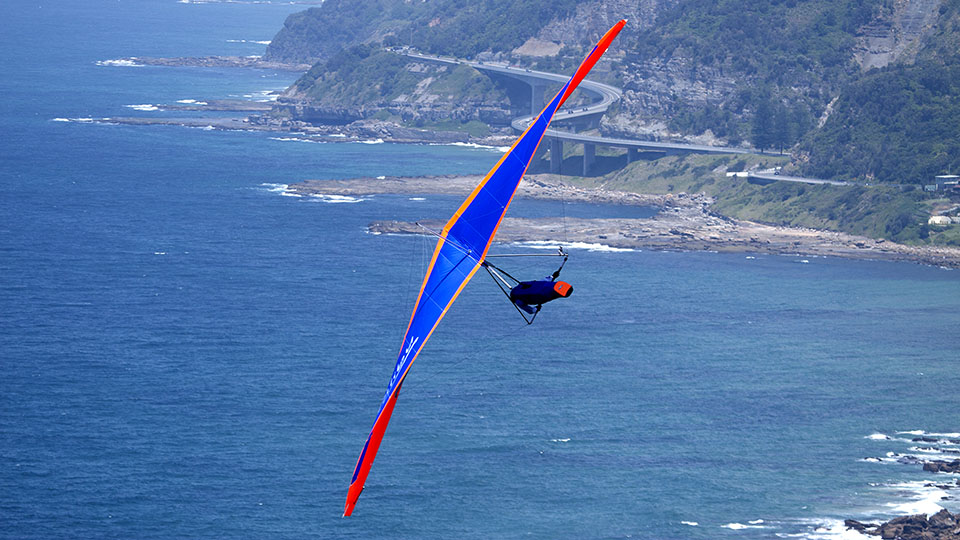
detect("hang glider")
[344,19,626,517]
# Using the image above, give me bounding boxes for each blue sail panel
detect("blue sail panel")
[344,19,627,517]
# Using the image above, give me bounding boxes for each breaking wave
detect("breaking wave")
[96,58,143,67]
[429,141,510,153]
[510,240,636,253]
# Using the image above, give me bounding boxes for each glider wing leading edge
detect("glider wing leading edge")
[344,19,626,517]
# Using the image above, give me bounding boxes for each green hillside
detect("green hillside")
[799,0,960,184]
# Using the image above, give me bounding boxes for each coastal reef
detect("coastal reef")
[287,175,960,268]
[847,509,960,539]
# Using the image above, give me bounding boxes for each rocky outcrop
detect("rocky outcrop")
[284,174,960,268]
[865,510,960,540]
[114,55,311,71]
[854,0,943,70]
[845,511,960,539]
[924,460,960,474]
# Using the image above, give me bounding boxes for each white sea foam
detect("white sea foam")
[680,521,698,527]
[550,438,570,443]
[409,197,426,201]
[798,519,874,540]
[54,117,97,123]
[878,480,951,515]
[125,104,159,111]
[242,90,278,102]
[909,446,955,454]
[96,58,143,67]
[259,183,289,193]
[308,194,366,204]
[897,430,960,438]
[269,136,323,144]
[429,141,510,152]
[226,39,271,44]
[722,522,768,530]
[376,175,386,180]
[865,433,891,440]
[356,138,384,145]
[511,240,635,253]
[176,99,208,105]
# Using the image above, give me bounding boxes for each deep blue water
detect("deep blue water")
[2,2,959,539]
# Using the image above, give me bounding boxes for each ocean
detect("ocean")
[1,2,959,539]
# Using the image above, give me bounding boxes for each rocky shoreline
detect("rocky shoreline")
[107,55,312,72]
[287,174,960,269]
[846,509,960,539]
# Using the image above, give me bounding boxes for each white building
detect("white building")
[928,215,952,226]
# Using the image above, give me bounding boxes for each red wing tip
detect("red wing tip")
[343,502,355,517]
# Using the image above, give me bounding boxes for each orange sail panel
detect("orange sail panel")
[344,19,626,517]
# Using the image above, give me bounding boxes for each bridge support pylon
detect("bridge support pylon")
[583,143,596,175]
[550,138,563,173]
[531,83,547,115]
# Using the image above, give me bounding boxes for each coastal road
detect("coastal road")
[744,171,852,186]
[399,50,769,171]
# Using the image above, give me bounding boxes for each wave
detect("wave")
[408,197,426,201]
[259,183,289,193]
[125,104,159,111]
[549,438,570,443]
[308,194,366,204]
[51,117,97,123]
[96,58,143,67]
[429,141,511,152]
[897,430,960,438]
[226,39,272,45]
[680,521,698,527]
[910,446,960,455]
[865,433,891,440]
[793,519,874,540]
[268,137,324,144]
[176,99,208,105]
[510,240,636,253]
[881,481,951,515]
[241,90,277,102]
[354,138,385,145]
[722,521,768,530]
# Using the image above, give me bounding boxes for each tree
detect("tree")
[773,103,792,154]
[752,99,774,152]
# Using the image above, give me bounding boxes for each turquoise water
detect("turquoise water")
[2,2,959,539]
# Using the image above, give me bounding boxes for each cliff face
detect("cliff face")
[607,0,946,147]
[277,48,513,126]
[266,0,957,184]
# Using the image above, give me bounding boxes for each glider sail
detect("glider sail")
[344,19,626,517]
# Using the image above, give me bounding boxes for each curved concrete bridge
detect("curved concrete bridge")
[400,50,759,175]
